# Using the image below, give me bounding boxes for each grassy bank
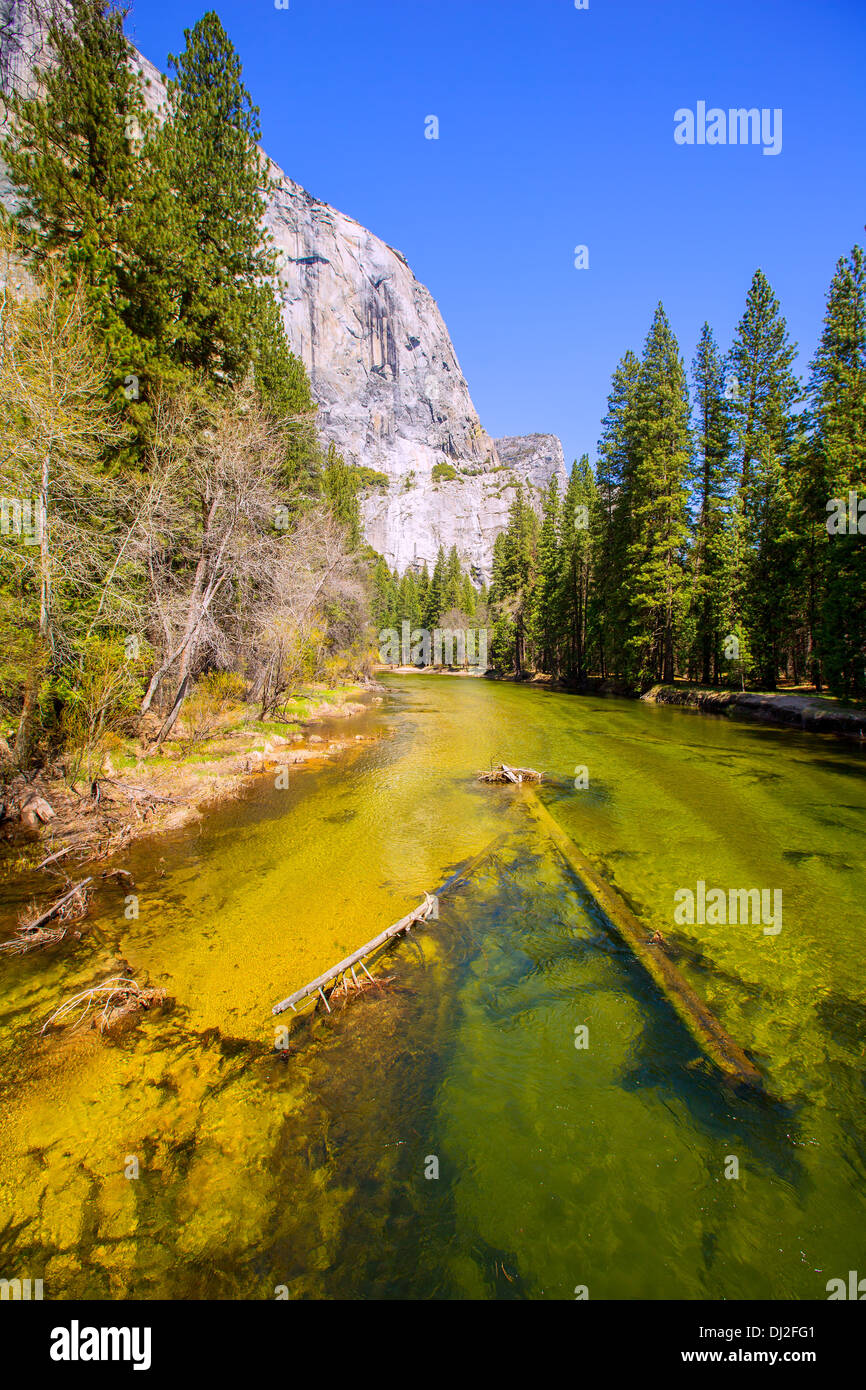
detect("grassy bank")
[0,683,383,888]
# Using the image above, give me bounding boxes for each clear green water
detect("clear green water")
[0,675,864,1299]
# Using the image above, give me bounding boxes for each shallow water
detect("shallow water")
[0,676,864,1299]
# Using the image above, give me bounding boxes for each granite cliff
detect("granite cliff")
[0,0,567,578]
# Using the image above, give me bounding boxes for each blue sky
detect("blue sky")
[128,0,866,468]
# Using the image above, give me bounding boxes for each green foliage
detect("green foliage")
[250,287,321,493]
[727,270,800,688]
[180,671,247,755]
[0,8,379,768]
[1,0,161,390]
[689,323,737,684]
[482,265,863,699]
[807,247,866,698]
[432,461,459,483]
[157,11,274,382]
[322,443,363,547]
[56,635,149,782]
[371,546,483,658]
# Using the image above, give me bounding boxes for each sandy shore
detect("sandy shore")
[0,684,385,883]
[641,683,866,738]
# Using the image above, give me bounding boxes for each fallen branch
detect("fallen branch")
[0,877,93,956]
[478,763,543,784]
[35,845,74,871]
[40,977,167,1035]
[273,894,438,1016]
[101,778,178,806]
[0,924,72,954]
[19,879,93,933]
[100,867,135,887]
[272,831,510,1019]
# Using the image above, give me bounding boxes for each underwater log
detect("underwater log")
[522,788,763,1090]
[22,878,93,933]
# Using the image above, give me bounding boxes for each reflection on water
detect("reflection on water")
[0,676,864,1298]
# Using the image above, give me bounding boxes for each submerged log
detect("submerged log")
[272,831,510,1018]
[0,878,94,956]
[272,895,438,1016]
[40,977,168,1035]
[521,788,763,1090]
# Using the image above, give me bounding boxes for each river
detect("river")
[1,674,864,1299]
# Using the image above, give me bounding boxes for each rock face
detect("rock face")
[0,1,51,97]
[0,2,567,578]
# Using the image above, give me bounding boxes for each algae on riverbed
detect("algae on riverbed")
[0,676,864,1298]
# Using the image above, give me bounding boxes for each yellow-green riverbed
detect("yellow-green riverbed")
[0,675,864,1298]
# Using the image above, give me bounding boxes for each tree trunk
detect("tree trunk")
[14,661,40,766]
[152,674,191,750]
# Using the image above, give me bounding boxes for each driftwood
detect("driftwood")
[0,877,93,956]
[273,894,439,1016]
[521,787,762,1090]
[20,879,93,933]
[40,977,167,1035]
[35,845,74,871]
[0,924,73,954]
[100,867,135,886]
[478,763,543,784]
[272,832,510,1018]
[100,778,177,806]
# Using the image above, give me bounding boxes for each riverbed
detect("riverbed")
[0,675,864,1298]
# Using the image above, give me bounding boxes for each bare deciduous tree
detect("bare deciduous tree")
[139,383,290,746]
[0,232,128,761]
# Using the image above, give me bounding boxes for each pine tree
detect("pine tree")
[1,0,160,386]
[689,324,736,684]
[401,568,425,633]
[444,545,462,613]
[424,547,447,628]
[560,455,598,684]
[321,443,361,547]
[459,571,477,619]
[593,350,640,679]
[530,475,561,674]
[158,11,275,383]
[416,563,430,623]
[252,285,321,493]
[727,270,799,688]
[624,305,692,685]
[487,487,539,675]
[808,247,866,697]
[370,557,395,632]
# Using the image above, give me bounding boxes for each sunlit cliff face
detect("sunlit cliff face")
[0,0,567,583]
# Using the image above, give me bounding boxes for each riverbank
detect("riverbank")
[0,683,384,886]
[641,683,866,738]
[380,664,866,739]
